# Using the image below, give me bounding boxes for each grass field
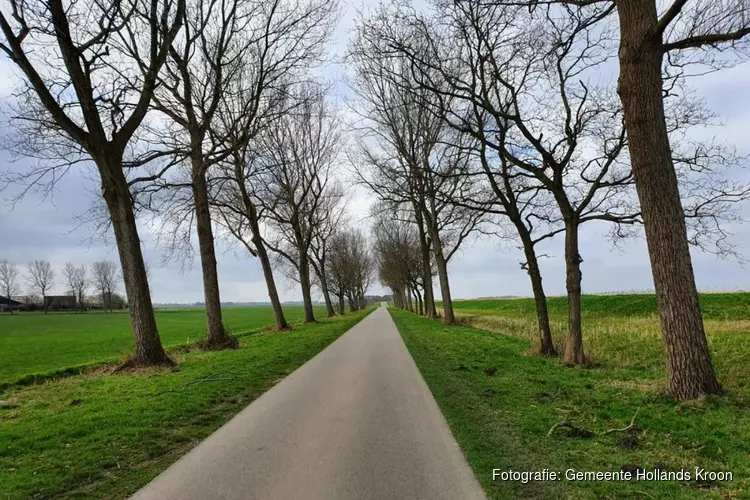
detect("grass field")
[0,306,326,385]
[452,293,750,321]
[391,306,750,500]
[449,294,750,387]
[0,307,374,499]
[392,311,750,499]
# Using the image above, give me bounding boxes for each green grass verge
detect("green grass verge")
[0,308,374,500]
[0,306,327,385]
[452,293,750,321]
[390,308,750,500]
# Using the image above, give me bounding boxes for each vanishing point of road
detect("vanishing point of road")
[130,305,486,500]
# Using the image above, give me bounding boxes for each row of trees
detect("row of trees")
[0,259,122,313]
[359,0,750,400]
[0,0,373,363]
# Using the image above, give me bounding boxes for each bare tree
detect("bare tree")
[0,0,184,365]
[488,0,750,399]
[255,85,343,323]
[481,0,750,395]
[91,261,119,313]
[207,0,337,331]
[63,263,88,313]
[0,260,20,312]
[350,19,484,324]
[412,2,637,364]
[372,214,425,312]
[309,183,348,317]
[27,260,54,313]
[327,228,374,312]
[370,0,750,390]
[611,0,750,399]
[354,4,560,352]
[138,0,261,349]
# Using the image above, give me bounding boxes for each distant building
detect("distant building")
[0,296,23,312]
[44,295,77,310]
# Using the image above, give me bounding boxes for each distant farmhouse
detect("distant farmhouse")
[0,296,23,312]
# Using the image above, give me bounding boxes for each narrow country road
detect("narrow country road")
[130,305,486,500]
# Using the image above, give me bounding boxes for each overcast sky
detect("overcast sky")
[1,3,749,304]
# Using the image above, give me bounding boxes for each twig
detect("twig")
[602,408,640,435]
[184,373,237,386]
[547,421,573,437]
[548,408,641,437]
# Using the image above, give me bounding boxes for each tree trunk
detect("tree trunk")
[433,250,455,324]
[193,167,231,348]
[298,251,316,323]
[616,0,720,399]
[100,158,169,366]
[256,243,289,330]
[405,285,414,312]
[338,293,345,314]
[416,287,423,316]
[425,212,455,324]
[415,207,437,318]
[519,229,555,356]
[312,260,336,317]
[562,219,585,365]
[241,190,289,331]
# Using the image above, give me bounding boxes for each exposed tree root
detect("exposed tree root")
[113,356,176,374]
[548,408,641,439]
[198,334,240,351]
[184,372,238,386]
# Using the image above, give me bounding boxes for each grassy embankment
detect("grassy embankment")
[393,293,750,499]
[0,305,326,386]
[0,307,373,499]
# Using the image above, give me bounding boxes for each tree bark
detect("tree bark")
[311,260,336,317]
[405,285,414,312]
[616,0,721,399]
[519,229,555,356]
[298,251,316,323]
[100,157,169,365]
[433,250,455,324]
[415,286,423,316]
[562,219,585,365]
[424,210,455,324]
[414,207,437,318]
[338,293,345,314]
[193,167,231,348]
[237,174,289,331]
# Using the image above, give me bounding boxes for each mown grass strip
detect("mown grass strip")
[451,293,750,321]
[391,309,750,500]
[0,308,374,500]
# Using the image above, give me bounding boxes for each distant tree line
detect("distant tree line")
[0,259,126,313]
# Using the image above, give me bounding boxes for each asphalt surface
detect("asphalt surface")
[130,305,486,500]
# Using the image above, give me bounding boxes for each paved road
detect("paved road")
[130,306,486,500]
